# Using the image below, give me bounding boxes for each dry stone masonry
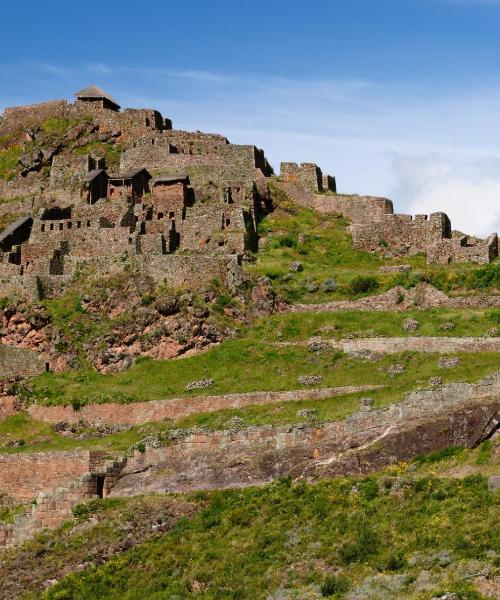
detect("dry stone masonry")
[278,163,498,264]
[1,84,496,304]
[110,372,500,496]
[0,86,273,298]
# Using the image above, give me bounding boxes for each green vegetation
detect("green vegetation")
[42,292,113,361]
[0,501,27,525]
[0,211,21,232]
[3,346,498,455]
[248,184,500,303]
[24,340,500,408]
[0,413,157,455]
[75,140,125,170]
[0,144,22,180]
[34,469,498,599]
[40,116,80,136]
[247,308,500,342]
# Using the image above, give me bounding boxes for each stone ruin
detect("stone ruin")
[0,85,498,300]
[279,162,498,264]
[0,86,274,298]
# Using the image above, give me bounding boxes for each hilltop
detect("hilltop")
[0,88,498,599]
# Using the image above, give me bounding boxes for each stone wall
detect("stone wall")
[351,212,451,255]
[327,336,500,354]
[280,162,323,192]
[0,274,41,300]
[0,344,46,378]
[27,385,381,427]
[0,98,168,143]
[121,138,268,202]
[290,283,500,313]
[0,474,96,548]
[428,233,499,265]
[162,130,229,154]
[0,455,126,548]
[50,154,100,189]
[0,451,96,502]
[178,205,246,253]
[110,372,500,496]
[312,194,394,223]
[0,100,69,134]
[0,396,17,419]
[351,212,498,264]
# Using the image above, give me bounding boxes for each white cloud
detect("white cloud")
[391,155,500,236]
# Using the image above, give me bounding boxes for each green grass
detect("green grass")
[248,184,500,304]
[0,144,21,180]
[74,140,125,170]
[0,211,22,233]
[4,348,498,455]
[0,441,496,599]
[248,309,500,342]
[24,334,500,408]
[0,501,27,524]
[40,116,80,136]
[37,473,499,600]
[0,413,156,455]
[42,292,114,361]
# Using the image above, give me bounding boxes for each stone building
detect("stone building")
[74,85,121,112]
[0,86,267,297]
[0,85,498,299]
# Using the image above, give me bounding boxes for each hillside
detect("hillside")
[0,88,498,599]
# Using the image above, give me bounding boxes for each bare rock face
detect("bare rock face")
[109,373,500,497]
[250,277,277,314]
[488,475,500,492]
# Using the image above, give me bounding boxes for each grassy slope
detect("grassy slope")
[247,184,500,304]
[4,349,498,455]
[26,344,500,407]
[0,440,496,600]
[248,309,500,342]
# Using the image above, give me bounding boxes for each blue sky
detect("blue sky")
[1,0,500,234]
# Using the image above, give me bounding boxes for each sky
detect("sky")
[1,0,500,236]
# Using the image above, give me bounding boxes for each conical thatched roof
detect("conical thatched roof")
[74,85,120,109]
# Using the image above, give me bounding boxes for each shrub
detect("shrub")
[475,440,492,465]
[485,308,500,325]
[339,525,380,564]
[320,574,349,596]
[359,477,379,500]
[321,278,337,293]
[264,268,286,281]
[382,552,407,571]
[71,398,85,412]
[467,263,500,289]
[269,234,297,249]
[140,294,155,306]
[349,275,380,295]
[214,293,233,312]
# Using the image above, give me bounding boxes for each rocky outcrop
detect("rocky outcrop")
[109,372,500,496]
